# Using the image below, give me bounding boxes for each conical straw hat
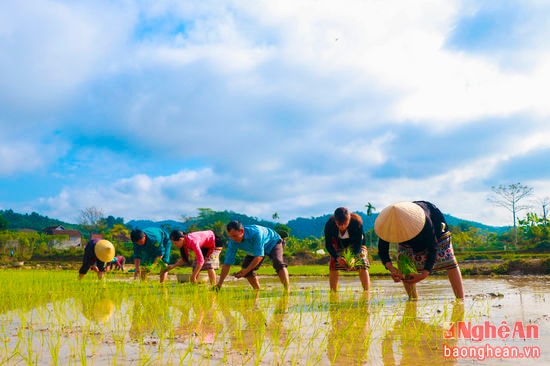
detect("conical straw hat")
[82,298,115,323]
[92,298,115,323]
[94,239,115,263]
[374,202,426,242]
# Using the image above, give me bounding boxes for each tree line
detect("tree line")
[1,183,549,262]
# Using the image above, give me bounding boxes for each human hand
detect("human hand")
[336,256,347,267]
[211,284,221,291]
[157,260,168,271]
[390,271,403,282]
[386,265,404,282]
[160,264,171,275]
[159,271,168,284]
[233,270,245,278]
[402,272,428,284]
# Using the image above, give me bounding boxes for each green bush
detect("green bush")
[463,254,490,260]
[492,262,509,275]
[532,241,550,252]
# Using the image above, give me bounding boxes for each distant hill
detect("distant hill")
[286,212,510,239]
[443,215,509,234]
[125,219,187,231]
[129,211,509,239]
[2,208,509,239]
[0,209,79,231]
[126,210,278,233]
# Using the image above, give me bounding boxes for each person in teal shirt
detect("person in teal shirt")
[215,220,289,291]
[130,227,172,281]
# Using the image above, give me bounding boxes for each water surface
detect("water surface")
[0,274,548,365]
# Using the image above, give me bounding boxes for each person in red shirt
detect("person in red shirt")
[161,230,225,285]
[106,255,126,271]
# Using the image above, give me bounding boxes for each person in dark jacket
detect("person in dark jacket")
[375,201,464,299]
[79,238,115,279]
[324,207,370,292]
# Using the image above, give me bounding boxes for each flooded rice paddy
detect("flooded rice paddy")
[0,270,548,365]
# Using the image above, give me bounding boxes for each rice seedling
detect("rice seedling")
[397,254,418,278]
[340,247,366,271]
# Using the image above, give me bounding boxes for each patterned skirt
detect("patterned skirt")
[397,231,458,272]
[192,247,222,271]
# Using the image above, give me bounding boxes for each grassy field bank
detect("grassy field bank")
[2,258,550,277]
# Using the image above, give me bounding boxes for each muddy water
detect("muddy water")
[1,276,548,365]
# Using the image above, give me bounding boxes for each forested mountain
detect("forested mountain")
[2,208,508,239]
[127,210,277,233]
[0,209,79,231]
[286,212,508,238]
[128,210,509,239]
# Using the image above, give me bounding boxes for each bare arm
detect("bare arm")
[385,261,403,282]
[134,258,141,279]
[191,264,203,283]
[403,270,429,284]
[164,258,186,273]
[216,264,231,289]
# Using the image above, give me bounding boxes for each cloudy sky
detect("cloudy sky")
[1,0,550,227]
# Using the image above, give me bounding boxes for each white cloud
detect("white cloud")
[0,139,66,176]
[0,1,135,110]
[2,0,550,228]
[34,168,219,222]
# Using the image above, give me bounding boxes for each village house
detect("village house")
[42,225,82,248]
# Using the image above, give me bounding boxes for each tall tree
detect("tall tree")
[104,215,124,228]
[0,213,7,231]
[365,202,376,247]
[365,202,376,216]
[78,207,105,236]
[488,183,533,247]
[537,196,550,224]
[107,224,130,243]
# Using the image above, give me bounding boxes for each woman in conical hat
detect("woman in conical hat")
[78,238,115,279]
[375,201,464,300]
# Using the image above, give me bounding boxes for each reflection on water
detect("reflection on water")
[326,292,371,365]
[81,297,115,323]
[381,300,463,365]
[173,290,222,345]
[0,275,548,365]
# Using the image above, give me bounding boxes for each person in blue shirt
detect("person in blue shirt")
[130,227,172,281]
[215,220,289,291]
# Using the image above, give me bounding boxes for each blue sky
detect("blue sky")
[1,0,550,226]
